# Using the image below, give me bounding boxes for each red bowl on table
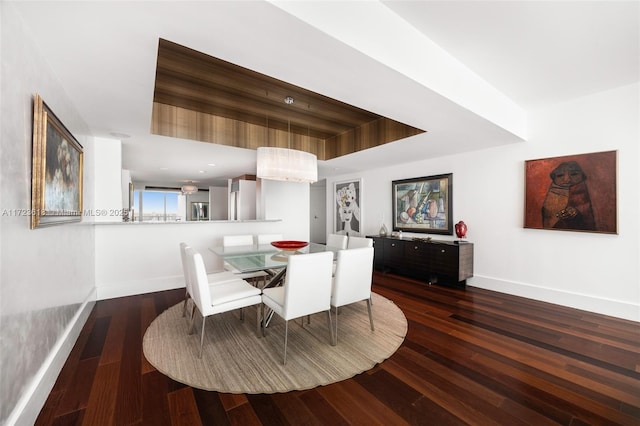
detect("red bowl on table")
[271,240,309,251]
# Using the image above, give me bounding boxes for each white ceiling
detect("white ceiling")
[11,1,639,188]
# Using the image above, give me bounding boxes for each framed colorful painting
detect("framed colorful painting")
[31,94,84,228]
[392,173,453,235]
[524,151,617,234]
[334,178,362,236]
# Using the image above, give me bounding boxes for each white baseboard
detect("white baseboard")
[7,288,96,426]
[469,275,639,322]
[96,275,184,300]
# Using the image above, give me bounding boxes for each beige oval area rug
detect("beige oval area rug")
[142,293,407,393]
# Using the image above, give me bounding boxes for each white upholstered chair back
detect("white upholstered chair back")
[185,246,262,357]
[179,243,192,293]
[346,236,373,249]
[223,235,254,247]
[185,247,211,318]
[261,251,335,364]
[330,246,375,342]
[331,247,374,307]
[326,233,347,250]
[179,242,194,317]
[282,251,334,320]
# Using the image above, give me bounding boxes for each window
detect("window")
[132,190,181,222]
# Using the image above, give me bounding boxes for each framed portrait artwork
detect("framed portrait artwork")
[524,151,617,234]
[31,94,84,228]
[334,178,362,236]
[392,174,453,235]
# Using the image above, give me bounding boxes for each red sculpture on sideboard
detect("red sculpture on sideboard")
[455,221,468,240]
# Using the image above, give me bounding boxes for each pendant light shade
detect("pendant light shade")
[256,147,318,183]
[181,183,198,195]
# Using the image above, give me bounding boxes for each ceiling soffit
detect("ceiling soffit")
[151,39,425,160]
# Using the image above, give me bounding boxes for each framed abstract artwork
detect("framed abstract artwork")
[524,150,617,234]
[392,174,453,235]
[334,178,362,236]
[31,94,84,228]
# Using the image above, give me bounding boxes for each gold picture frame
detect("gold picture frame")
[31,94,84,228]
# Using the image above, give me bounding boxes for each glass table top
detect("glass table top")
[210,242,332,273]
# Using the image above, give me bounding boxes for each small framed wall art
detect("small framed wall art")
[334,178,362,236]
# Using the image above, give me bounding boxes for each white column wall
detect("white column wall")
[327,83,639,321]
[0,4,96,424]
[209,186,228,220]
[93,137,123,222]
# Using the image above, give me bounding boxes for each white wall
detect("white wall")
[209,186,228,220]
[327,83,639,321]
[93,137,123,222]
[0,4,96,424]
[261,179,310,240]
[238,180,256,220]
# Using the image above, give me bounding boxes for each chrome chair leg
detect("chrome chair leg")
[199,317,206,359]
[366,299,375,331]
[256,305,261,337]
[188,307,197,335]
[283,320,289,365]
[182,291,189,317]
[327,309,336,346]
[334,306,339,345]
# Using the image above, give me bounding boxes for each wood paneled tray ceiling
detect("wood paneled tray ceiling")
[152,39,425,161]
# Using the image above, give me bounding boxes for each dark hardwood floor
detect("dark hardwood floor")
[36,272,640,425]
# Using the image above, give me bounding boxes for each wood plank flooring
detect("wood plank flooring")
[36,272,640,425]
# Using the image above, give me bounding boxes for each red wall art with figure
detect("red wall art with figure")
[524,151,617,234]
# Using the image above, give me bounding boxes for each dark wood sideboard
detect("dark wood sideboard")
[370,236,474,288]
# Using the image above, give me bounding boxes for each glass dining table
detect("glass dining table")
[209,242,335,288]
[209,242,336,328]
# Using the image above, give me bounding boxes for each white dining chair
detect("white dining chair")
[326,233,348,276]
[346,236,373,249]
[179,242,238,319]
[330,247,375,344]
[185,247,262,358]
[222,235,269,288]
[326,233,348,250]
[223,234,254,247]
[261,251,335,365]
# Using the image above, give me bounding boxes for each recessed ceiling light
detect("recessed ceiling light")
[198,170,205,173]
[109,131,130,139]
[207,163,216,167]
